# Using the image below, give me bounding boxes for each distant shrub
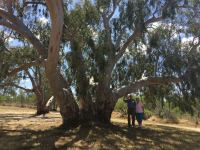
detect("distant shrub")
[114,98,127,115]
[171,107,183,117]
[143,109,153,120]
[0,95,36,108]
[156,108,179,123]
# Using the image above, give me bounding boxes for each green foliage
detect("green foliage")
[0,94,36,107]
[155,107,179,123]
[0,95,10,101]
[63,1,100,42]
[149,31,160,48]
[143,109,153,120]
[114,98,127,115]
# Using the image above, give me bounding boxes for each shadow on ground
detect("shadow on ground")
[0,113,200,150]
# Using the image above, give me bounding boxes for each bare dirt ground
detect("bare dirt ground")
[111,112,200,133]
[0,106,200,150]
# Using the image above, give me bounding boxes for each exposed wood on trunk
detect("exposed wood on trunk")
[46,96,54,107]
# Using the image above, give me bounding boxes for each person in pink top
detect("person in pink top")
[136,98,144,128]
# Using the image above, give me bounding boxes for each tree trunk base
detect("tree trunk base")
[60,112,112,129]
[60,119,113,130]
[35,107,49,116]
[61,118,80,129]
[80,109,112,124]
[95,114,111,124]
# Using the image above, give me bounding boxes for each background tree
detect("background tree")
[0,36,49,115]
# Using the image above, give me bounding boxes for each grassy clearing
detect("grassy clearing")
[0,106,200,150]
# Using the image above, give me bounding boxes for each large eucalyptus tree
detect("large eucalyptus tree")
[0,0,199,127]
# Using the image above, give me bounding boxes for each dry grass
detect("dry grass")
[0,106,200,150]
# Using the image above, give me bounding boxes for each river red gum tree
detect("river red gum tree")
[0,0,198,127]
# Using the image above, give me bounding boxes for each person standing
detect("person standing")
[136,98,144,128]
[123,94,136,127]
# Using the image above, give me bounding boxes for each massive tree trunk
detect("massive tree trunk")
[95,98,116,124]
[80,90,115,124]
[45,0,79,127]
[0,0,80,126]
[46,71,80,126]
[96,84,114,123]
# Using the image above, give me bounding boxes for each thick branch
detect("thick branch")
[104,27,143,83]
[7,59,45,77]
[0,82,33,92]
[102,13,112,51]
[144,16,163,26]
[115,16,163,62]
[115,26,126,49]
[105,0,181,83]
[24,1,46,7]
[114,76,181,99]
[108,0,120,20]
[0,8,47,58]
[116,28,141,59]
[115,0,177,60]
[0,37,12,54]
[102,0,120,52]
[25,69,37,90]
[45,0,64,71]
[25,69,44,101]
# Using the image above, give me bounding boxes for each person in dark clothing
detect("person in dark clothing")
[123,94,136,127]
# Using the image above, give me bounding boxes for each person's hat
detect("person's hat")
[127,94,132,98]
